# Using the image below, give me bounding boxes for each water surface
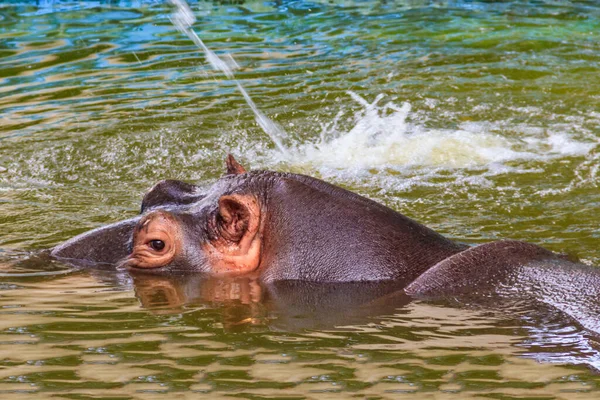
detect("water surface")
[1,0,600,397]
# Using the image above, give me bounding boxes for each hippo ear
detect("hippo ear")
[141,179,203,213]
[217,194,259,243]
[210,193,262,274]
[225,154,247,175]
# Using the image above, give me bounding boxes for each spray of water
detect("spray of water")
[287,91,593,169]
[168,0,289,157]
[167,0,597,196]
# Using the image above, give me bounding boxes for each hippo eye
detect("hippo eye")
[149,240,166,252]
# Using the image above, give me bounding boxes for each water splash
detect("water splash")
[539,145,599,196]
[168,0,289,157]
[278,92,596,175]
[166,1,597,194]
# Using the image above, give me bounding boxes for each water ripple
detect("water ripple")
[1,1,600,395]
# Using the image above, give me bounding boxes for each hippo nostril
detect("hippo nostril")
[149,240,166,252]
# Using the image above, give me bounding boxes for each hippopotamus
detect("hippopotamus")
[50,156,600,314]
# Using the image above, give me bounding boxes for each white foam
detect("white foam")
[547,132,594,155]
[279,92,595,176]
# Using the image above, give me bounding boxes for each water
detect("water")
[169,0,290,155]
[1,0,600,397]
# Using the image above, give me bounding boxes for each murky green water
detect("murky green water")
[1,0,600,397]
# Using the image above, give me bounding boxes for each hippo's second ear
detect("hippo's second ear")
[51,217,140,266]
[225,154,247,175]
[141,180,203,213]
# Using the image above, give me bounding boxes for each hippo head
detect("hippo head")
[52,155,265,275]
[124,171,262,274]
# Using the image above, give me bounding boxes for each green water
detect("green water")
[1,0,600,397]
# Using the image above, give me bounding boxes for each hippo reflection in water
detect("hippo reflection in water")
[51,155,600,334]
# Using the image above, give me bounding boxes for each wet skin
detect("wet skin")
[50,155,600,318]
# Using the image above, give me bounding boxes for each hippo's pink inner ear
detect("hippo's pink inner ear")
[225,154,247,175]
[205,193,262,275]
[217,194,258,243]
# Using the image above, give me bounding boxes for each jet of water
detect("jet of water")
[168,0,289,157]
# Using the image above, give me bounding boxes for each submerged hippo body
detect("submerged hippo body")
[51,156,594,302]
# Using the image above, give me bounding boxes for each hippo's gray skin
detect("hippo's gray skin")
[51,156,599,311]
